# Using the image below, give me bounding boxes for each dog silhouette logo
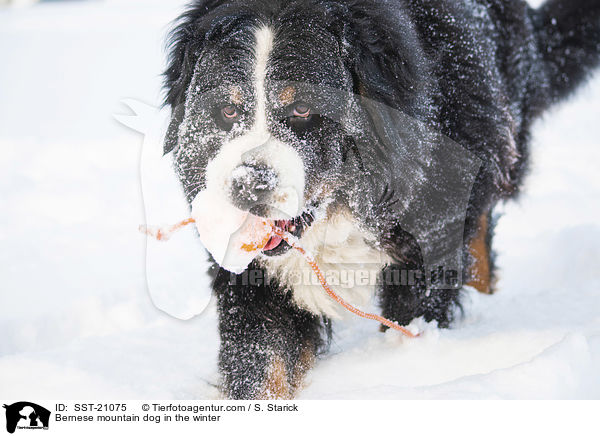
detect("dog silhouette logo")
[3,402,50,434]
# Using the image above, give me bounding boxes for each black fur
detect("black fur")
[163,0,600,398]
[212,264,331,399]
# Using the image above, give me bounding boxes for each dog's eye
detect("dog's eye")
[221,105,239,120]
[282,102,318,136]
[292,103,311,118]
[215,104,241,131]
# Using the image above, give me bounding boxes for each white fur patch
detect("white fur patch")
[260,211,391,319]
[202,25,305,219]
[253,26,272,131]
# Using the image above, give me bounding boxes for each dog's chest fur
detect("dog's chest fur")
[259,212,391,318]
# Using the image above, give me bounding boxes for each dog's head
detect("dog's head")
[163,0,430,257]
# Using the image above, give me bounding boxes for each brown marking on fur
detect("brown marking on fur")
[258,345,315,399]
[259,356,293,400]
[230,86,243,106]
[467,214,494,294]
[357,81,368,97]
[279,86,296,105]
[291,345,315,391]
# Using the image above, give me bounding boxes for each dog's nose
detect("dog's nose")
[229,162,279,213]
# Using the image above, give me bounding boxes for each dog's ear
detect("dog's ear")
[162,4,214,155]
[335,2,434,190]
[341,3,430,121]
[163,2,215,110]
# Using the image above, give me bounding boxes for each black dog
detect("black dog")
[162,0,600,399]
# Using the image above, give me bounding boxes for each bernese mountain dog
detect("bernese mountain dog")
[162,0,600,399]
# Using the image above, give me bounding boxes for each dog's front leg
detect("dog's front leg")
[212,263,326,399]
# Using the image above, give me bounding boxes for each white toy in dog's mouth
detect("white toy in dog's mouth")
[188,189,314,273]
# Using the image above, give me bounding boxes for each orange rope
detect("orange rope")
[270,226,419,338]
[142,218,419,338]
[140,218,196,241]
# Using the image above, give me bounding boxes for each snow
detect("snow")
[0,0,599,400]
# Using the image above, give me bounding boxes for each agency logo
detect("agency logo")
[3,402,50,434]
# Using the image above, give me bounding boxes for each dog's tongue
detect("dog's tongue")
[263,235,283,251]
[262,219,295,251]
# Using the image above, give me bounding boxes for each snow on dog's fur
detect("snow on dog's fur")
[163,0,600,399]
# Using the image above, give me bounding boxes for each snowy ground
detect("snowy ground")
[1,0,599,400]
